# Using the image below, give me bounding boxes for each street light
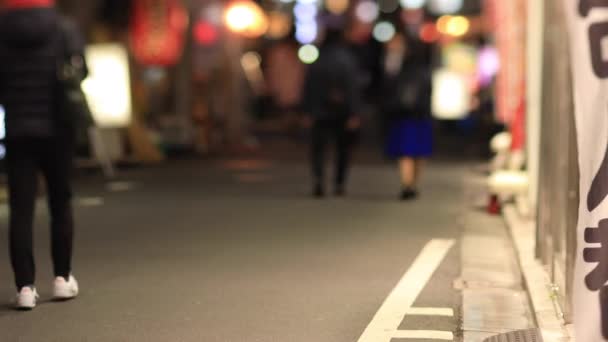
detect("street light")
[224,1,269,38]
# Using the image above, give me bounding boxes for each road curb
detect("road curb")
[502,204,574,342]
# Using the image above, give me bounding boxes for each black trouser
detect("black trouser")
[311,118,353,188]
[6,138,74,290]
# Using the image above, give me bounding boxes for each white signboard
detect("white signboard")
[432,69,470,120]
[564,0,608,340]
[81,44,132,128]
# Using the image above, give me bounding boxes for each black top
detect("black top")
[0,8,85,139]
[302,44,362,121]
[382,61,433,121]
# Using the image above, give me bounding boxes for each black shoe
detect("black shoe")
[400,188,418,201]
[313,185,325,198]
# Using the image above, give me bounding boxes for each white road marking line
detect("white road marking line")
[76,197,105,207]
[357,239,456,342]
[405,307,455,317]
[392,330,454,340]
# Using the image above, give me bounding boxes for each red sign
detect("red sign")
[130,0,189,66]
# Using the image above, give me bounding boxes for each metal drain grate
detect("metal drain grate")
[483,329,544,342]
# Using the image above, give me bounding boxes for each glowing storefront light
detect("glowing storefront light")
[81,44,132,128]
[432,69,470,120]
[355,1,380,23]
[298,44,320,64]
[428,0,463,14]
[373,21,396,42]
[400,0,426,9]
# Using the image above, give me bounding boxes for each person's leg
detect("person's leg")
[6,141,39,290]
[335,120,352,195]
[398,157,418,200]
[311,120,329,196]
[399,157,416,188]
[39,139,74,280]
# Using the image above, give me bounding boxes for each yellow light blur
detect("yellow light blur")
[267,11,292,39]
[298,45,320,64]
[445,16,471,37]
[436,15,452,34]
[225,1,269,38]
[326,0,350,15]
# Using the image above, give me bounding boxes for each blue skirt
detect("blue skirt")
[386,119,433,158]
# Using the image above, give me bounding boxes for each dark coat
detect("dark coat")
[0,8,85,140]
[382,62,433,121]
[302,44,361,121]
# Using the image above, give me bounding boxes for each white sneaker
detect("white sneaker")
[15,287,39,310]
[53,275,79,300]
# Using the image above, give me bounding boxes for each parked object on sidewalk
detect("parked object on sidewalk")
[486,131,529,214]
[0,0,85,308]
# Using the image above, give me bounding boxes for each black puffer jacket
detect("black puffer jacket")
[0,8,62,139]
[302,44,362,120]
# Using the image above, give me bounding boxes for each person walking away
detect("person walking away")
[302,29,362,198]
[382,33,433,200]
[0,0,84,309]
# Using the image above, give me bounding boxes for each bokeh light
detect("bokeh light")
[355,1,380,23]
[266,11,293,39]
[478,46,500,86]
[373,21,396,42]
[449,16,470,36]
[326,0,350,15]
[298,44,320,64]
[294,2,318,21]
[400,0,426,9]
[437,15,469,37]
[428,0,463,14]
[432,69,470,119]
[419,22,440,43]
[241,51,262,71]
[194,22,219,45]
[436,15,451,34]
[225,1,269,38]
[294,1,319,44]
[296,23,318,44]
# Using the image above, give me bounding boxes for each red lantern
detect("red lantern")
[130,0,189,66]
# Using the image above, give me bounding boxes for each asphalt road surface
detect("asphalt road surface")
[0,156,468,342]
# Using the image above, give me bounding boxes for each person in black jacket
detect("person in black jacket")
[0,0,82,309]
[382,32,433,200]
[302,29,362,198]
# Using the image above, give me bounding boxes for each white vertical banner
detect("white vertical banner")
[564,0,608,340]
